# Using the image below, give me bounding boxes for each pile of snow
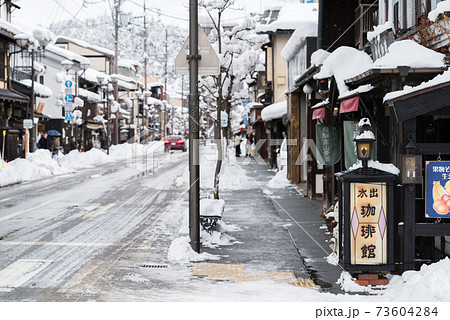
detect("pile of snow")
[338,257,450,301]
[261,100,287,121]
[0,142,161,188]
[373,40,445,69]
[0,150,69,187]
[314,47,373,97]
[167,236,220,263]
[200,199,225,217]
[58,148,113,170]
[311,49,331,67]
[428,0,450,21]
[267,167,290,189]
[367,21,394,42]
[346,159,400,175]
[167,206,237,262]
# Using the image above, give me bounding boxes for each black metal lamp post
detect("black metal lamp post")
[15,33,49,155]
[354,126,375,169]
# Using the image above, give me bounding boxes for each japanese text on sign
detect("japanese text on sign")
[350,182,388,265]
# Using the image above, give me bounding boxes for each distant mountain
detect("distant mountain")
[49,14,187,87]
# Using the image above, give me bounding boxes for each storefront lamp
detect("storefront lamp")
[110,74,119,84]
[402,139,422,184]
[354,129,375,169]
[14,34,30,50]
[61,60,73,72]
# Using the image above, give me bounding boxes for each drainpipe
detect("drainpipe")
[317,0,324,50]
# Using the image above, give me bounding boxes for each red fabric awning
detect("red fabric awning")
[312,107,325,119]
[339,96,359,113]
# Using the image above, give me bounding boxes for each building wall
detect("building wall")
[55,43,111,74]
[379,0,442,28]
[273,33,290,103]
[0,41,6,89]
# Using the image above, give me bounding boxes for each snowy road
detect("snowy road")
[0,147,189,301]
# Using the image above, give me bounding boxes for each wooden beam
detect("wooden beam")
[416,143,450,155]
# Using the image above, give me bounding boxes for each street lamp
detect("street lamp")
[135,91,142,143]
[97,74,111,154]
[110,74,119,145]
[61,59,73,73]
[14,32,49,155]
[354,119,375,169]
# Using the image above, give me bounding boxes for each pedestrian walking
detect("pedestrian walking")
[37,132,51,150]
[234,134,241,157]
[51,136,61,156]
[69,136,77,151]
[245,134,251,157]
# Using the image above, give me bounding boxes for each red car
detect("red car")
[164,135,187,152]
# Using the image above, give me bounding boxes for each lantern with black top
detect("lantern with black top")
[354,118,375,169]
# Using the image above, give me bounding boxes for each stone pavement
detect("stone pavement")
[201,157,343,293]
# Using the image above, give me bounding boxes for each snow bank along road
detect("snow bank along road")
[0,148,188,301]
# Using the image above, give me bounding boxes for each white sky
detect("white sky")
[11,0,299,28]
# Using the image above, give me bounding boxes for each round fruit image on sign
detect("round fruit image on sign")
[432,181,450,215]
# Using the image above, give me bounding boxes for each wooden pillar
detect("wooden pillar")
[403,118,416,271]
[288,93,300,183]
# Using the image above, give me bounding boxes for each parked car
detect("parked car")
[276,138,287,170]
[165,135,187,152]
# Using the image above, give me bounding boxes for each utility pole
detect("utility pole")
[113,0,120,145]
[164,29,168,139]
[143,1,148,134]
[188,0,200,253]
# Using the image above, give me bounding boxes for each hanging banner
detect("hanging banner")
[315,124,340,166]
[350,182,388,265]
[312,107,326,120]
[340,96,359,113]
[425,161,450,218]
[344,121,377,170]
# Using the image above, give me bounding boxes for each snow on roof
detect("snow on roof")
[314,46,373,96]
[0,19,23,37]
[261,100,287,121]
[281,20,317,61]
[428,0,450,21]
[311,49,330,67]
[247,102,264,109]
[373,40,445,69]
[56,36,114,57]
[256,3,318,33]
[384,68,450,103]
[82,68,110,85]
[346,159,400,175]
[119,59,138,71]
[339,84,374,100]
[146,96,163,106]
[20,79,52,98]
[78,88,100,102]
[311,98,329,109]
[367,21,394,42]
[46,44,90,65]
[314,39,443,98]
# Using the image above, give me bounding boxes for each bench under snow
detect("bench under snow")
[200,199,225,233]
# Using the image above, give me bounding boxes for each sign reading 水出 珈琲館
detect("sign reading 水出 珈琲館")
[426,161,450,218]
[350,182,388,265]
